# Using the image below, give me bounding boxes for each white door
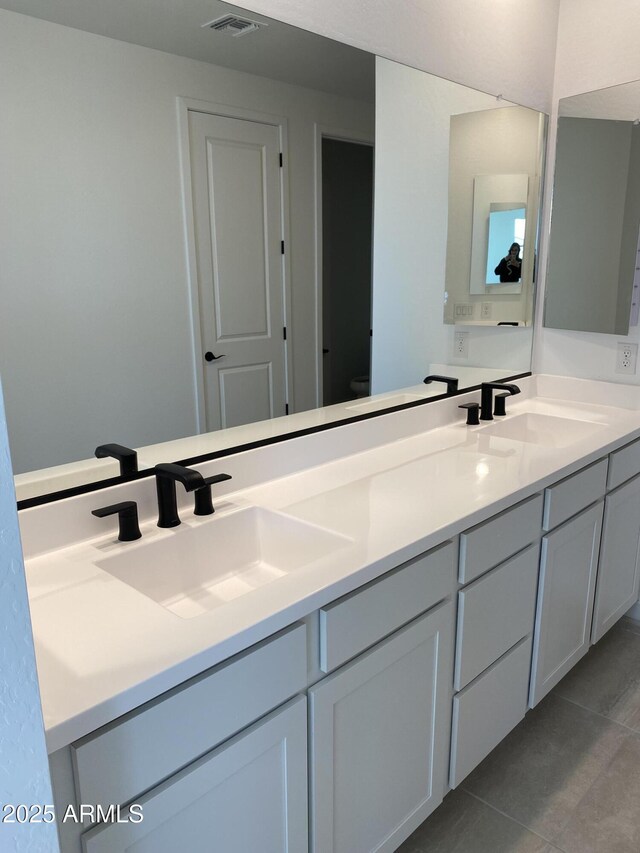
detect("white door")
[592,474,640,643]
[188,111,287,431]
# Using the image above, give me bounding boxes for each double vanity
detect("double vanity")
[21,374,640,853]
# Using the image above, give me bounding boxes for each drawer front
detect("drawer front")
[459,494,543,584]
[319,540,455,673]
[73,623,307,809]
[543,458,608,531]
[608,437,640,491]
[454,543,539,691]
[450,636,532,788]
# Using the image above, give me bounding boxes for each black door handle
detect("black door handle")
[205,352,226,362]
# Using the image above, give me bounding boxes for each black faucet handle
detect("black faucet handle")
[94,443,138,477]
[459,402,480,426]
[194,474,233,516]
[494,392,509,416]
[92,501,141,541]
[424,374,459,395]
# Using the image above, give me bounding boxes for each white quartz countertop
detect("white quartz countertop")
[22,376,640,753]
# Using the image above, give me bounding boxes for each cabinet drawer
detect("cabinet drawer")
[454,543,539,691]
[459,494,543,584]
[72,623,306,809]
[319,540,455,673]
[450,636,532,788]
[608,437,640,490]
[543,458,607,531]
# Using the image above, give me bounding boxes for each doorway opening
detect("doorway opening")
[321,137,374,406]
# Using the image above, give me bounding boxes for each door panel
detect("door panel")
[219,363,273,428]
[529,502,603,707]
[189,111,286,431]
[592,474,640,643]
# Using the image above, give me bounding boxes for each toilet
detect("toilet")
[350,375,370,398]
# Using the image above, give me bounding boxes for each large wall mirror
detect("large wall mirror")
[545,81,640,334]
[0,0,545,504]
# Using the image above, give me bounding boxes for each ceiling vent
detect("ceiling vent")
[202,15,267,37]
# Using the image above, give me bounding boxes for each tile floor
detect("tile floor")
[398,618,640,853]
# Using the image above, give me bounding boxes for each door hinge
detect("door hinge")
[281,240,285,255]
[285,403,289,415]
[279,152,283,167]
[283,326,287,340]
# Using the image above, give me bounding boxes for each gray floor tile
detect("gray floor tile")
[557,732,640,853]
[553,622,640,731]
[460,693,628,842]
[396,789,551,853]
[620,617,640,637]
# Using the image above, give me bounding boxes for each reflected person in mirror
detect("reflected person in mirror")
[494,242,522,282]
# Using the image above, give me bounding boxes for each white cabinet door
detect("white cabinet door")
[309,600,454,853]
[530,502,603,707]
[82,696,308,853]
[592,474,640,643]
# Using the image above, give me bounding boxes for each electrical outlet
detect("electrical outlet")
[454,331,469,359]
[616,341,638,374]
[481,302,492,319]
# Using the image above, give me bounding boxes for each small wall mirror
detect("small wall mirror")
[545,80,640,334]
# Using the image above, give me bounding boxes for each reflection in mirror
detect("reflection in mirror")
[1,2,543,504]
[471,174,528,292]
[444,105,544,322]
[545,81,640,334]
[487,208,526,284]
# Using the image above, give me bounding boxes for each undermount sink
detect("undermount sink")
[478,412,606,448]
[97,507,351,619]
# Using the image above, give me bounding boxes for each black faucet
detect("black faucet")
[92,501,142,541]
[480,383,521,421]
[95,443,138,477]
[154,463,206,528]
[423,374,459,395]
[194,473,233,515]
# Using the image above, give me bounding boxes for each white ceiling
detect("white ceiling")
[0,0,375,101]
